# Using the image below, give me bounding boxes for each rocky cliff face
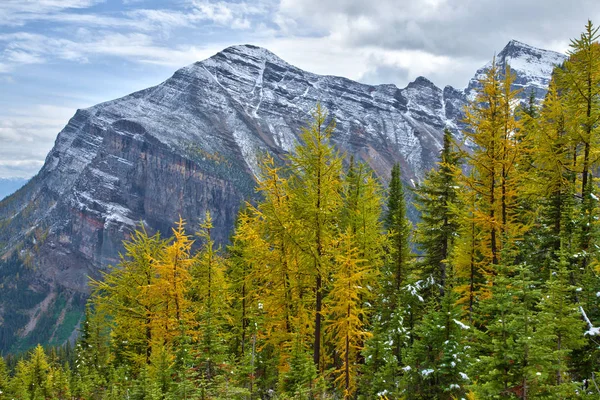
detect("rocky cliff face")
[0,41,565,352]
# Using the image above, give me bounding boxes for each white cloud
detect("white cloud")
[0,0,105,26]
[1,0,103,13]
[0,104,78,178]
[271,0,600,87]
[276,0,600,58]
[0,31,231,69]
[5,49,45,64]
[194,1,235,24]
[256,36,480,88]
[0,0,263,32]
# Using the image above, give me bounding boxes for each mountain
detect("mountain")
[0,41,566,353]
[0,178,28,201]
[466,39,566,101]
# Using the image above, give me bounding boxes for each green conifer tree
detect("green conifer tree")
[401,288,471,400]
[532,259,586,397]
[414,128,462,300]
[191,211,231,395]
[470,263,539,398]
[361,163,415,398]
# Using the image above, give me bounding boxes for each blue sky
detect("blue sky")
[1,0,599,178]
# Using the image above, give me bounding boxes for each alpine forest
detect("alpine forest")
[6,22,600,400]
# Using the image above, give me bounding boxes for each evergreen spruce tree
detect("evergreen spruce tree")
[150,343,175,398]
[470,263,539,398]
[385,163,414,297]
[414,128,462,300]
[361,163,415,398]
[191,211,231,395]
[280,335,318,399]
[386,163,416,359]
[172,322,201,399]
[72,303,110,397]
[131,365,163,400]
[532,259,586,397]
[401,288,471,400]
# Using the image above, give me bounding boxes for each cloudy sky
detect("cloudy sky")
[1,0,599,178]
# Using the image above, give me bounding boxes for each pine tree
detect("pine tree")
[470,263,539,398]
[415,128,462,300]
[280,335,318,399]
[191,211,231,393]
[72,304,110,397]
[532,259,586,397]
[361,163,415,398]
[401,288,471,400]
[385,163,415,356]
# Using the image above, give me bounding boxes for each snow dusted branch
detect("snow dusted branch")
[579,306,600,336]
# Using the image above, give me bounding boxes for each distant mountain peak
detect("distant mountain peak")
[206,43,289,68]
[502,39,538,52]
[498,39,564,62]
[466,39,566,101]
[409,76,437,88]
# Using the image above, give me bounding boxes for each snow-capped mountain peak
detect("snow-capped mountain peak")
[466,40,566,100]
